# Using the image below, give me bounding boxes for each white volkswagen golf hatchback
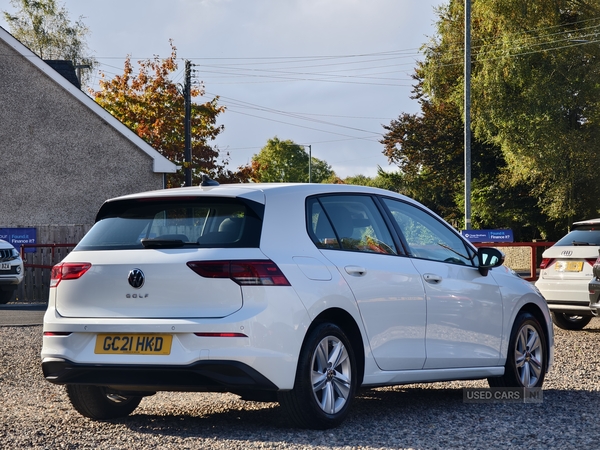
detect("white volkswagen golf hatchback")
[42,183,553,429]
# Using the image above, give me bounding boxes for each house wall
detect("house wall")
[0,37,165,228]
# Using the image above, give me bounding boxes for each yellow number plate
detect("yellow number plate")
[566,261,584,272]
[94,334,172,355]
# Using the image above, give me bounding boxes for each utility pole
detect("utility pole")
[184,60,192,187]
[464,0,472,230]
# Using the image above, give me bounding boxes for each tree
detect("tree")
[381,68,548,239]
[420,0,600,233]
[3,0,97,86]
[91,42,227,187]
[251,137,334,183]
[343,169,404,192]
[381,84,464,221]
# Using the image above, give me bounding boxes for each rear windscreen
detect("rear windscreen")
[75,197,263,250]
[554,227,600,246]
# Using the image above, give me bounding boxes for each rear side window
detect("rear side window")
[76,198,263,250]
[555,227,600,246]
[307,195,398,255]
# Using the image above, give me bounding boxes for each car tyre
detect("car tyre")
[66,385,142,420]
[279,323,357,429]
[488,312,547,388]
[551,312,592,330]
[0,289,15,304]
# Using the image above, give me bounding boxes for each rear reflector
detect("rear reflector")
[43,332,72,337]
[194,332,248,338]
[187,260,291,286]
[50,263,92,287]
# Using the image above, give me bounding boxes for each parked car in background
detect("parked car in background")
[0,239,24,304]
[41,182,553,429]
[536,218,600,330]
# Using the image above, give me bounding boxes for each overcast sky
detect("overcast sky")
[1,0,444,178]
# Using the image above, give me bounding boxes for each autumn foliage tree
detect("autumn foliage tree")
[92,42,227,187]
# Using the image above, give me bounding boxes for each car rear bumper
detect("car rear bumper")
[41,289,311,391]
[41,358,279,396]
[545,300,595,315]
[536,279,592,313]
[535,278,589,305]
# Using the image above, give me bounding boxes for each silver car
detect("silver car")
[0,239,24,304]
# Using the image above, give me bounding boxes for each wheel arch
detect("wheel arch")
[308,307,365,387]
[515,302,553,371]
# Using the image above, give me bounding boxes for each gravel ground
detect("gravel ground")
[2,320,600,450]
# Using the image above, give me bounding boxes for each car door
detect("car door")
[380,198,503,369]
[307,195,426,371]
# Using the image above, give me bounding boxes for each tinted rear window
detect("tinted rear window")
[76,197,263,251]
[554,227,600,246]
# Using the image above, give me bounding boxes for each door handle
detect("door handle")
[423,273,442,284]
[345,265,367,276]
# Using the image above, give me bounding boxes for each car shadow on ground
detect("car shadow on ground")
[115,387,600,448]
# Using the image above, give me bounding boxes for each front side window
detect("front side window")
[382,198,475,265]
[307,195,398,255]
[76,198,262,251]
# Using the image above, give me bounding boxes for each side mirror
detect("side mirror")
[477,247,505,276]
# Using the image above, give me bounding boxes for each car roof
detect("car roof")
[572,218,600,229]
[96,183,456,233]
[104,183,414,204]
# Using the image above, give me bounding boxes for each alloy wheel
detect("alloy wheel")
[514,323,543,387]
[310,336,352,414]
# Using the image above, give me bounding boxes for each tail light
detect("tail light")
[539,258,553,270]
[50,263,92,287]
[187,260,291,286]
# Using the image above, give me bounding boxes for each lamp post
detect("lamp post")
[301,145,312,183]
[308,145,312,183]
[464,0,472,230]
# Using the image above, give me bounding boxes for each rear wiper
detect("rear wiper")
[141,238,186,248]
[572,241,592,246]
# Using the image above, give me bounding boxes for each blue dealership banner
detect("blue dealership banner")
[0,227,37,253]
[461,229,514,243]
